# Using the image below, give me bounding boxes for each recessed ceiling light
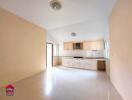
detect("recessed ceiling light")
[50,0,62,11]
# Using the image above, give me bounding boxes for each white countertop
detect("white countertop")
[61,56,106,60]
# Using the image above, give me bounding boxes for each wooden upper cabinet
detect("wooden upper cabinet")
[83,41,92,50]
[83,40,104,50]
[97,40,105,50]
[64,42,73,50]
[64,40,104,50]
[91,40,104,50]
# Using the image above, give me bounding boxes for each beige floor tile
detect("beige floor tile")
[0,67,122,100]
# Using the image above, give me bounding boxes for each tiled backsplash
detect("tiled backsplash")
[60,50,104,57]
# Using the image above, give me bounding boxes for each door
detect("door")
[46,43,53,69]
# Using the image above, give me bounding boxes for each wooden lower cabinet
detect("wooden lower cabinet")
[62,58,106,71]
[97,60,106,71]
[62,58,97,70]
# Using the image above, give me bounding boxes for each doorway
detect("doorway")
[46,43,53,69]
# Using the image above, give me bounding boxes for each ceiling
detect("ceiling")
[48,19,109,43]
[0,0,117,30]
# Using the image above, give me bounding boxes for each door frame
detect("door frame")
[46,43,53,69]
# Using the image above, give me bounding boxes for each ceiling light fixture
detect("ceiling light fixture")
[50,0,62,11]
[71,32,77,37]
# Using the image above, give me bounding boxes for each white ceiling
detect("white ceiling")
[0,0,116,30]
[48,18,109,43]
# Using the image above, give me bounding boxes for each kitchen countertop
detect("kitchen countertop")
[61,56,106,60]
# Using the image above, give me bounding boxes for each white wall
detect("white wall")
[0,8,46,87]
[48,18,109,58]
[103,20,110,76]
[48,18,109,43]
[110,0,132,100]
[47,33,58,44]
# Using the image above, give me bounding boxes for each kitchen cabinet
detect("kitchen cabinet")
[62,58,73,67]
[83,41,92,50]
[64,40,104,50]
[97,60,106,71]
[91,40,104,50]
[62,58,97,70]
[64,42,73,50]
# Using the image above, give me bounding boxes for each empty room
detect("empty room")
[0,0,132,100]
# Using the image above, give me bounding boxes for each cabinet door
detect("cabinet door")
[62,58,67,66]
[83,41,92,50]
[83,59,97,70]
[91,40,104,50]
[62,58,73,67]
[97,60,106,71]
[97,40,104,50]
[64,42,73,50]
[73,59,82,68]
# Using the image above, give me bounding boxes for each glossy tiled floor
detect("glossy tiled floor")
[0,67,122,100]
